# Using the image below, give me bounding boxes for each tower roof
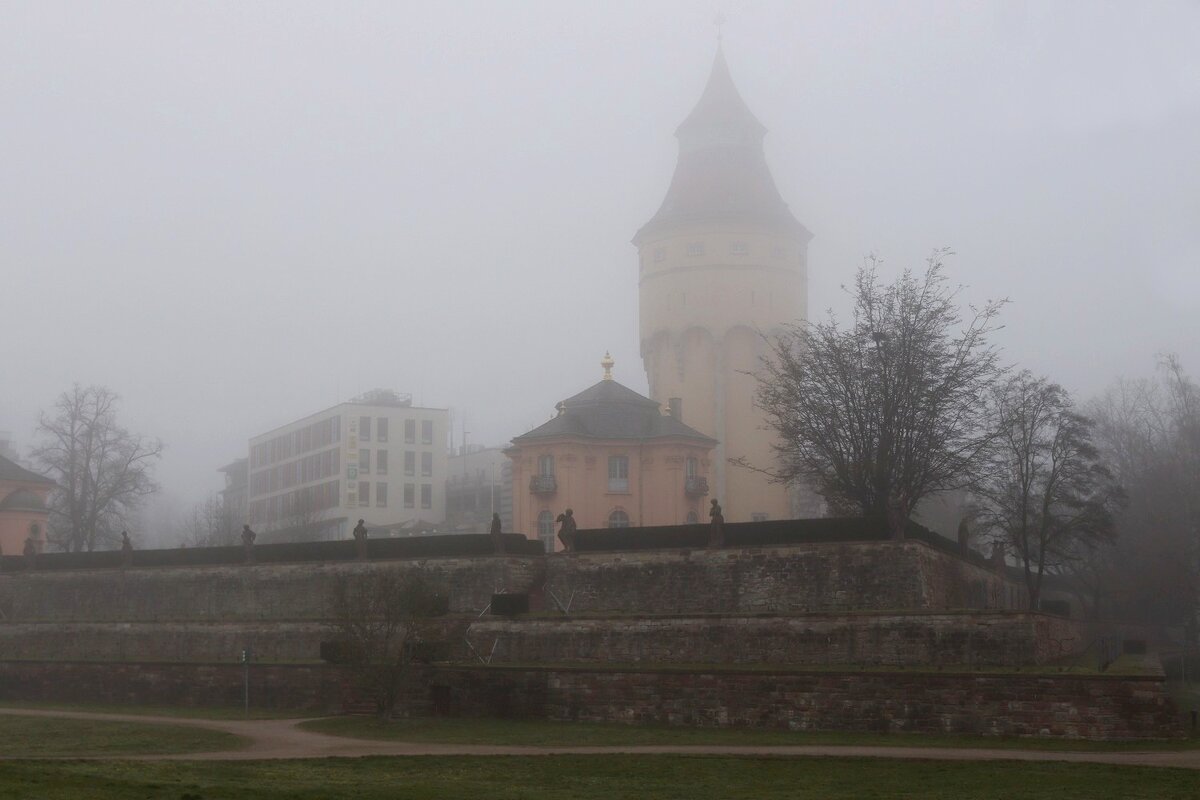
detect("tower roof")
[634,47,807,244]
[675,46,767,145]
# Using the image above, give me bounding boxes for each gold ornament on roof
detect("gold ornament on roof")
[601,351,615,381]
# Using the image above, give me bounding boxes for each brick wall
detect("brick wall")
[467,611,1082,668]
[0,622,332,663]
[0,611,1082,668]
[0,658,1176,740]
[0,556,540,623]
[542,541,1023,615]
[0,540,1024,624]
[425,665,1180,741]
[0,660,354,713]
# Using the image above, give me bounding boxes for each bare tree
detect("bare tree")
[1089,356,1200,632]
[262,491,327,543]
[752,252,1006,522]
[179,493,239,548]
[31,385,162,552]
[974,372,1123,607]
[330,573,448,716]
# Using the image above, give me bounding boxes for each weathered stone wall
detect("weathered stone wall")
[912,545,1029,610]
[542,541,1022,615]
[0,611,1082,668]
[0,659,1177,740]
[0,556,540,623]
[0,540,1023,625]
[425,665,1180,740]
[0,622,333,663]
[0,660,353,713]
[467,612,1082,668]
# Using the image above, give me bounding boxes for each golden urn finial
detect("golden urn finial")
[601,351,615,381]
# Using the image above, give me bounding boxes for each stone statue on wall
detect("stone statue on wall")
[490,513,505,555]
[556,509,577,553]
[120,530,134,567]
[708,498,725,548]
[352,519,369,560]
[22,534,37,570]
[886,491,909,540]
[989,541,1006,573]
[242,524,257,564]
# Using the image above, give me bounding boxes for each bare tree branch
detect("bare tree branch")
[751,251,1007,521]
[30,385,162,552]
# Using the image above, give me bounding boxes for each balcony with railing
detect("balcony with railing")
[529,474,558,494]
[684,475,709,497]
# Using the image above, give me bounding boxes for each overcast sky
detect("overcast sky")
[3,0,1198,522]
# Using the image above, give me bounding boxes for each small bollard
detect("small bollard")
[1191,709,1197,732]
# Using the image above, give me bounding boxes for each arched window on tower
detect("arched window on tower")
[537,510,555,551]
[608,509,630,528]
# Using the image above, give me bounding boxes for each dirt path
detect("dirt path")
[1,708,1198,769]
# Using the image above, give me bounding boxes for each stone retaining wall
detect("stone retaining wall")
[468,612,1082,668]
[0,557,539,623]
[0,622,333,663]
[0,540,1025,625]
[544,541,1023,616]
[0,612,1081,667]
[426,665,1180,740]
[0,660,352,713]
[0,609,1089,666]
[0,660,1178,740]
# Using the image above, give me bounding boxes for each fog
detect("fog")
[3,0,1198,522]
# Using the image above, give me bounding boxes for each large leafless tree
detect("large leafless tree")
[330,573,448,716]
[1089,356,1199,632]
[973,372,1123,607]
[754,252,1006,522]
[31,385,162,552]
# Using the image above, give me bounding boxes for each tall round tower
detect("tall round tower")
[634,47,811,522]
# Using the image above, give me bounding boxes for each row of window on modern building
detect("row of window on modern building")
[250,415,434,470]
[249,446,436,496]
[247,479,436,524]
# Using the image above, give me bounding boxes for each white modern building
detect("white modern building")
[246,390,449,540]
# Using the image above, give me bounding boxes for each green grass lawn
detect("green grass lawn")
[299,716,1198,752]
[0,715,246,758]
[0,756,1195,799]
[0,700,304,720]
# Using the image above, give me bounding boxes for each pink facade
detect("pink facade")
[506,362,716,551]
[0,455,53,556]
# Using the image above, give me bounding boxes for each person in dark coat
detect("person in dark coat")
[490,513,505,554]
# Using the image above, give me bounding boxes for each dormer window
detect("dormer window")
[654,248,666,263]
[686,242,705,257]
[730,241,748,256]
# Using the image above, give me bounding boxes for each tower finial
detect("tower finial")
[601,351,615,381]
[714,11,726,46]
